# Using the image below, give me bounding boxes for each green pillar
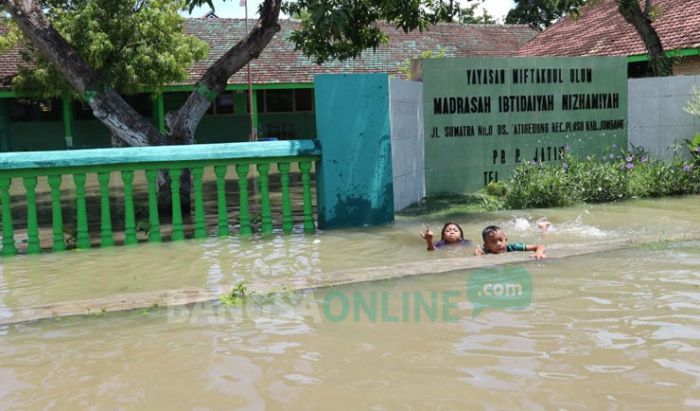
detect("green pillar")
[74,173,90,249]
[48,175,65,251]
[251,90,259,139]
[62,96,73,148]
[121,170,137,245]
[145,170,161,242]
[0,99,9,152]
[235,163,253,236]
[0,177,16,256]
[170,168,185,241]
[153,93,166,134]
[214,165,229,237]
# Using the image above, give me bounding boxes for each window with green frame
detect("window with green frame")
[252,88,314,113]
[9,98,61,122]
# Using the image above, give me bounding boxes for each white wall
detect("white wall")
[389,78,425,211]
[628,75,700,160]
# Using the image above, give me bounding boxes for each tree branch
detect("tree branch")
[167,0,282,144]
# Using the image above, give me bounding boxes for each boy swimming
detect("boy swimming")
[475,225,546,259]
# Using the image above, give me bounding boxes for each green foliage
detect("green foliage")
[485,181,507,197]
[459,3,495,24]
[505,0,588,30]
[282,0,459,63]
[397,46,446,79]
[685,86,700,117]
[505,145,700,209]
[12,0,208,97]
[0,18,21,52]
[220,280,248,305]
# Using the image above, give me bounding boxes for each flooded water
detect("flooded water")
[0,196,699,409]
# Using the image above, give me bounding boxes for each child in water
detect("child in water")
[421,223,472,251]
[475,225,546,259]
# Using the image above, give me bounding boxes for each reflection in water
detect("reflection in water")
[0,196,699,408]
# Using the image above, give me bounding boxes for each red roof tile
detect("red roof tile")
[186,19,536,84]
[0,19,536,89]
[517,0,700,57]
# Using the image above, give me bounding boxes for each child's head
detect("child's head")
[481,225,508,254]
[441,222,464,243]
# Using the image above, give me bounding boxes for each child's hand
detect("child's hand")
[474,246,484,256]
[530,245,546,259]
[420,226,433,241]
[421,226,436,251]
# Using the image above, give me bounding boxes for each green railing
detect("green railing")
[0,140,321,256]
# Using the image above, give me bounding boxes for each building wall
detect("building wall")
[628,74,700,160]
[72,119,111,148]
[389,78,424,211]
[674,56,700,76]
[0,88,317,151]
[8,121,64,151]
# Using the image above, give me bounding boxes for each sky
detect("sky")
[185,0,516,23]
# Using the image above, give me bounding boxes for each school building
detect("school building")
[0,18,536,152]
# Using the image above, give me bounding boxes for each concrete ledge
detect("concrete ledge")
[3,234,696,326]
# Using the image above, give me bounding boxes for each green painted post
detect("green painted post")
[145,170,161,242]
[0,178,15,255]
[154,93,166,134]
[62,96,73,148]
[251,90,259,138]
[23,177,40,254]
[257,163,272,234]
[235,163,253,236]
[299,160,314,232]
[121,170,137,245]
[214,165,229,237]
[278,162,293,233]
[0,100,9,152]
[74,173,90,249]
[47,175,65,251]
[191,167,206,239]
[170,168,185,241]
[97,172,114,247]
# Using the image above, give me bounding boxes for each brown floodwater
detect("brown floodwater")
[0,196,699,409]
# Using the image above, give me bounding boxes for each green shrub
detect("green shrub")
[504,145,700,209]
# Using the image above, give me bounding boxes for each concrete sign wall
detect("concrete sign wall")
[423,57,628,194]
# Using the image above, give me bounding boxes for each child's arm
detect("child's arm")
[526,244,546,259]
[474,245,484,256]
[420,226,436,251]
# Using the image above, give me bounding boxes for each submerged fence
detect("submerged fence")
[0,140,321,256]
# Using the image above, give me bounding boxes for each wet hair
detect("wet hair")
[441,222,464,241]
[481,225,503,241]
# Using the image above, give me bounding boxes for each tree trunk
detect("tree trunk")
[6,0,283,217]
[616,0,673,76]
[4,0,164,146]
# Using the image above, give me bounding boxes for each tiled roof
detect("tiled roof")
[517,0,700,57]
[0,19,536,89]
[184,19,536,84]
[0,25,20,88]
